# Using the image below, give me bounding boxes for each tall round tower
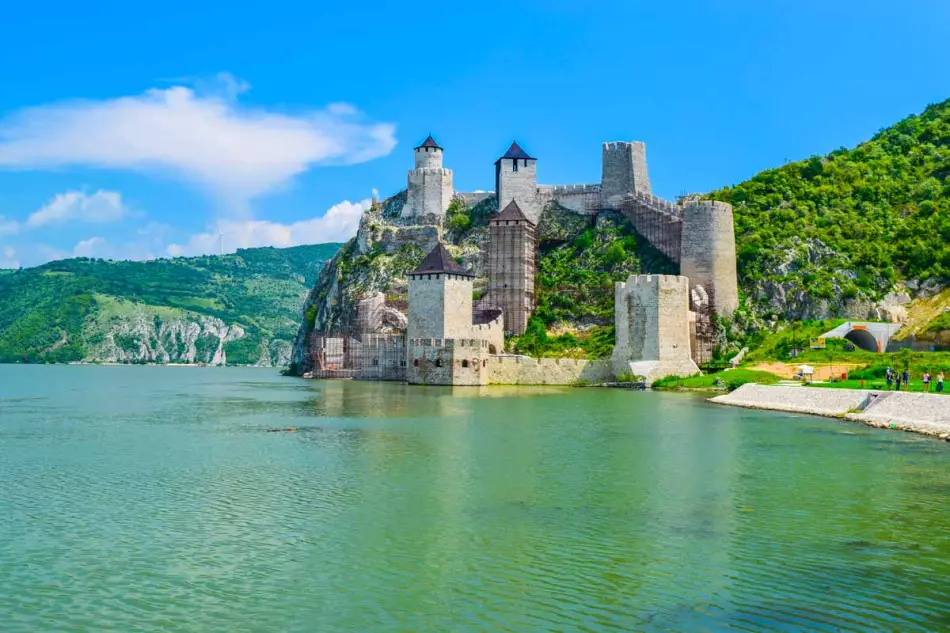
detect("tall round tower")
[679,201,739,316]
[414,134,444,169]
[403,134,454,220]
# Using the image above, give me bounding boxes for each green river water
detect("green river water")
[1,365,949,631]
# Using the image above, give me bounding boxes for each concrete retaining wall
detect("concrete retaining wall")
[848,392,950,436]
[710,384,874,416]
[711,384,950,440]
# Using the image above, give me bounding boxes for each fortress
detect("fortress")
[303,134,739,386]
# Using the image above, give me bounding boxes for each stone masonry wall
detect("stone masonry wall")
[602,141,650,203]
[404,168,454,219]
[407,338,490,385]
[407,273,473,340]
[496,159,541,223]
[488,356,611,385]
[612,274,699,381]
[414,146,443,170]
[680,201,739,315]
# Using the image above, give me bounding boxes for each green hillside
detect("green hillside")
[712,97,950,315]
[0,244,340,364]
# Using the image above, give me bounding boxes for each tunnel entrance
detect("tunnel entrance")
[844,328,879,352]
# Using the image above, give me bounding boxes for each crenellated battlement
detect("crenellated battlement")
[410,338,491,349]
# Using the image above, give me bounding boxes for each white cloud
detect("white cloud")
[0,77,396,206]
[168,198,369,256]
[0,216,18,236]
[0,246,19,268]
[72,236,107,258]
[27,190,126,228]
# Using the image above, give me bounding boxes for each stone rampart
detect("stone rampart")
[471,313,504,354]
[456,191,495,206]
[407,339,490,386]
[488,356,611,385]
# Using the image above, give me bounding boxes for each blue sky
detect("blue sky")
[1,0,949,268]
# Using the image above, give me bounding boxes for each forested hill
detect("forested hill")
[0,243,341,365]
[712,97,950,319]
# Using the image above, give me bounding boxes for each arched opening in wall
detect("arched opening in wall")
[489,344,497,354]
[844,329,879,353]
[462,360,470,368]
[413,359,419,367]
[435,359,443,367]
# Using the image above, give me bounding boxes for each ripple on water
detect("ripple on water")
[1,368,950,631]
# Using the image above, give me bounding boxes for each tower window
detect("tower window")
[413,359,419,367]
[435,359,443,368]
[462,360,470,368]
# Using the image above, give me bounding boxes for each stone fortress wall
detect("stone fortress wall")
[353,135,742,386]
[399,135,739,322]
[407,338,491,386]
[488,356,611,386]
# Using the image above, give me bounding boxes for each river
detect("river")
[1,365,949,631]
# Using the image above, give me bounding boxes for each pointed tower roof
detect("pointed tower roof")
[494,200,534,225]
[411,242,473,277]
[496,141,535,163]
[414,134,443,150]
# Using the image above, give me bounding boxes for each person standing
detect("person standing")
[885,367,893,391]
[902,368,910,391]
[923,371,931,393]
[895,372,902,391]
[937,371,945,394]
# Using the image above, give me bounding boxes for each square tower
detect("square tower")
[495,141,541,224]
[485,201,536,335]
[407,242,474,341]
[601,141,650,204]
[611,274,699,384]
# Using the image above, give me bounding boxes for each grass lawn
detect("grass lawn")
[652,369,781,391]
[810,378,948,394]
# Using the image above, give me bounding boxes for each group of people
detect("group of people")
[884,367,944,392]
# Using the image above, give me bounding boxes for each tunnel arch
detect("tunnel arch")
[844,328,879,352]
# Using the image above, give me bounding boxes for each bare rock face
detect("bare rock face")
[85,310,245,365]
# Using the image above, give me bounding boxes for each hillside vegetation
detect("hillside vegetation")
[713,98,950,318]
[0,244,340,365]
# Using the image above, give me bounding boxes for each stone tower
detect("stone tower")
[679,201,739,316]
[403,135,454,220]
[495,141,540,224]
[485,200,536,336]
[601,141,650,204]
[407,242,474,340]
[611,274,700,384]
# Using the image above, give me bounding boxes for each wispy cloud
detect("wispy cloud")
[167,198,369,256]
[0,246,19,268]
[0,216,18,236]
[0,76,396,207]
[27,190,126,228]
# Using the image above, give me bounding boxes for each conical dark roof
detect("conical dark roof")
[494,200,534,225]
[496,141,534,162]
[414,134,442,150]
[411,242,473,277]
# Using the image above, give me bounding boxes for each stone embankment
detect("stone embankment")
[711,384,950,441]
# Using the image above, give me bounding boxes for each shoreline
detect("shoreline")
[710,384,950,441]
